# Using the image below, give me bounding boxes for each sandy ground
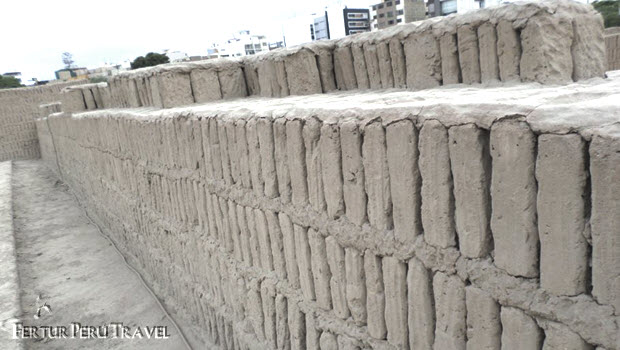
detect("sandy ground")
[10,160,187,350]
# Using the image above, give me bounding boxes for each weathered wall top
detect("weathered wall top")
[59,0,605,112]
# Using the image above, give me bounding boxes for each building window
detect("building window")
[349,21,368,28]
[388,19,394,25]
[397,18,402,23]
[378,4,384,9]
[373,15,377,19]
[397,9,403,15]
[386,1,392,6]
[372,5,377,10]
[379,13,385,18]
[396,0,400,4]
[348,12,368,19]
[387,11,393,17]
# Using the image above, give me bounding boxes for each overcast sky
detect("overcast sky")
[2,0,375,83]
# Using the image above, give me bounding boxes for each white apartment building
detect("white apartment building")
[216,30,270,58]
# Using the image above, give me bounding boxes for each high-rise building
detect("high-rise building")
[370,0,426,30]
[311,7,371,41]
[343,8,371,36]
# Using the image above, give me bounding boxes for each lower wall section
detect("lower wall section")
[36,84,619,349]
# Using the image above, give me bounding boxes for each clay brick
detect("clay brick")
[520,14,573,84]
[408,258,434,350]
[440,33,461,85]
[257,118,279,198]
[288,301,305,350]
[246,118,264,196]
[448,125,492,258]
[386,120,421,245]
[320,332,338,350]
[500,307,543,350]
[383,257,408,349]
[433,272,466,350]
[279,213,300,288]
[496,20,520,82]
[405,31,442,89]
[419,120,455,248]
[377,41,394,88]
[326,236,349,319]
[540,321,593,350]
[536,134,588,296]
[490,120,538,278]
[365,251,387,339]
[465,286,501,350]
[590,136,620,311]
[362,121,392,231]
[345,247,367,325]
[286,119,309,206]
[157,72,194,108]
[254,208,274,271]
[341,120,367,226]
[334,46,358,90]
[321,123,344,219]
[266,210,287,279]
[351,43,370,89]
[389,37,407,88]
[457,24,481,84]
[477,22,500,82]
[284,49,322,95]
[274,118,291,203]
[304,118,326,213]
[308,228,332,310]
[294,224,315,301]
[190,68,222,102]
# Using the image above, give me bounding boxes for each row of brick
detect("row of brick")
[58,0,606,113]
[44,127,600,350]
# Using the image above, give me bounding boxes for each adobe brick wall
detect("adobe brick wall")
[0,80,84,161]
[60,0,606,113]
[36,74,620,349]
[605,27,620,71]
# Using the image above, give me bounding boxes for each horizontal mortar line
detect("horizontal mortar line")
[56,154,617,348]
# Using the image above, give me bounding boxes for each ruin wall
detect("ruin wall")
[0,80,84,161]
[60,0,606,112]
[605,27,620,71]
[36,76,620,349]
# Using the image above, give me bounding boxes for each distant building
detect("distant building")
[344,8,371,36]
[426,0,502,17]
[311,7,371,41]
[371,0,426,30]
[216,30,269,58]
[2,72,21,78]
[54,68,88,81]
[88,65,124,79]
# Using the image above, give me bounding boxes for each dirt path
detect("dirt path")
[11,160,187,350]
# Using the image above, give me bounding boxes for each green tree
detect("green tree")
[593,0,620,28]
[0,75,22,89]
[130,52,170,69]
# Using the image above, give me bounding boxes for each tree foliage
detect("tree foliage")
[593,0,620,28]
[130,52,170,69]
[0,75,22,89]
[62,52,75,68]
